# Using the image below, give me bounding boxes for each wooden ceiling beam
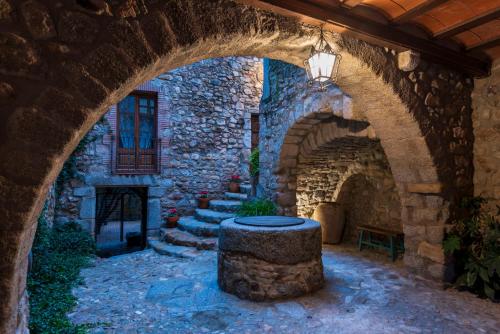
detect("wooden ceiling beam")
[434,9,500,39]
[392,0,449,24]
[252,0,490,77]
[467,37,500,53]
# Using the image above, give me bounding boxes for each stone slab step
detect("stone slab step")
[161,228,217,250]
[148,238,199,259]
[209,199,242,212]
[195,208,235,224]
[178,216,220,237]
[225,192,248,200]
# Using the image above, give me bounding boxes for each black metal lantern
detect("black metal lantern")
[304,29,341,90]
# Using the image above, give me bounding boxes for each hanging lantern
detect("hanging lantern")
[304,29,341,90]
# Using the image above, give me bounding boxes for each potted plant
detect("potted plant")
[228,174,241,193]
[198,191,210,209]
[165,208,179,228]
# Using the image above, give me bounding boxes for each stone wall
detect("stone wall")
[259,55,474,280]
[473,61,500,214]
[55,57,262,233]
[296,136,401,241]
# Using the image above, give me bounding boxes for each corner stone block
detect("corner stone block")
[148,198,161,229]
[74,187,95,197]
[417,241,445,264]
[148,187,165,198]
[79,198,96,220]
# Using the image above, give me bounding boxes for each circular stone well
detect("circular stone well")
[217,216,324,301]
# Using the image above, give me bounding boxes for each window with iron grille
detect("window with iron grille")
[113,91,160,174]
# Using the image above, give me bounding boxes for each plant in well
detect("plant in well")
[28,209,96,334]
[443,197,500,301]
[237,199,278,217]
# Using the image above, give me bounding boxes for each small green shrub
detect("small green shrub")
[250,148,259,177]
[443,197,500,301]
[28,211,96,334]
[237,199,277,217]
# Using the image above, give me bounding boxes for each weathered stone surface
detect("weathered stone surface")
[161,228,217,250]
[0,81,14,99]
[0,0,12,20]
[20,1,55,40]
[473,61,500,215]
[147,198,161,229]
[58,11,99,44]
[218,250,324,301]
[219,218,322,265]
[0,33,38,76]
[397,50,420,72]
[407,182,443,194]
[177,216,220,237]
[79,197,96,220]
[73,187,94,197]
[417,241,445,264]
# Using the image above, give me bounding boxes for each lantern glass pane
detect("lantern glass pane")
[308,52,336,82]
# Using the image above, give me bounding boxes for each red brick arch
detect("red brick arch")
[0,1,471,332]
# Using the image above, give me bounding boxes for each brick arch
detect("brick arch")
[0,0,470,332]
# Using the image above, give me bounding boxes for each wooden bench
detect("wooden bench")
[356,225,404,261]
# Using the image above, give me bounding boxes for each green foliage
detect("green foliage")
[28,210,96,334]
[443,197,500,301]
[250,148,259,177]
[237,199,277,217]
[55,116,109,197]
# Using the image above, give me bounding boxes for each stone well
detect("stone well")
[217,216,324,301]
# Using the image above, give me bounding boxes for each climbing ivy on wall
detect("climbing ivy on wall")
[28,207,96,333]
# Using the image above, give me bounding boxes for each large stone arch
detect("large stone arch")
[0,1,473,332]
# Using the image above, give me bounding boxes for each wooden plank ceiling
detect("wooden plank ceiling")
[241,0,500,77]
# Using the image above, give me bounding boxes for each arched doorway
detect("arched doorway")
[0,1,475,331]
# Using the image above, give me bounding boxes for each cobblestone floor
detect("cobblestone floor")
[69,245,500,334]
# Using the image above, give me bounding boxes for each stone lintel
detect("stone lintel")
[407,182,442,194]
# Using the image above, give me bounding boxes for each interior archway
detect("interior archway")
[0,1,472,331]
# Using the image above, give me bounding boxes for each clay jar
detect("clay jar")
[198,197,210,209]
[166,215,179,228]
[229,182,240,193]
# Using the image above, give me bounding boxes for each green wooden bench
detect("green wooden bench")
[356,225,404,261]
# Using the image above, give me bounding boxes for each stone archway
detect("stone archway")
[0,1,474,332]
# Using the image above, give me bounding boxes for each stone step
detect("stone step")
[240,183,252,195]
[225,192,248,201]
[209,199,242,212]
[148,238,199,259]
[195,208,236,224]
[178,216,220,237]
[161,228,217,250]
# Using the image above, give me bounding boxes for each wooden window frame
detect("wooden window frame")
[114,90,160,175]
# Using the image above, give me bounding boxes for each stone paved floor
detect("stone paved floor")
[69,245,500,334]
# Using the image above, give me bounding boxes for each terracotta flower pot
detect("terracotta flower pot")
[198,197,210,209]
[229,182,240,193]
[166,216,179,228]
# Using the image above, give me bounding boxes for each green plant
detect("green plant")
[250,148,259,177]
[28,209,96,334]
[443,197,500,301]
[237,199,277,217]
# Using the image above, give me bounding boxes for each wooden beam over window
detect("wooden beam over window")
[434,9,500,39]
[248,0,490,77]
[392,0,449,24]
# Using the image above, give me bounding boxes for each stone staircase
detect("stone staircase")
[149,184,251,258]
